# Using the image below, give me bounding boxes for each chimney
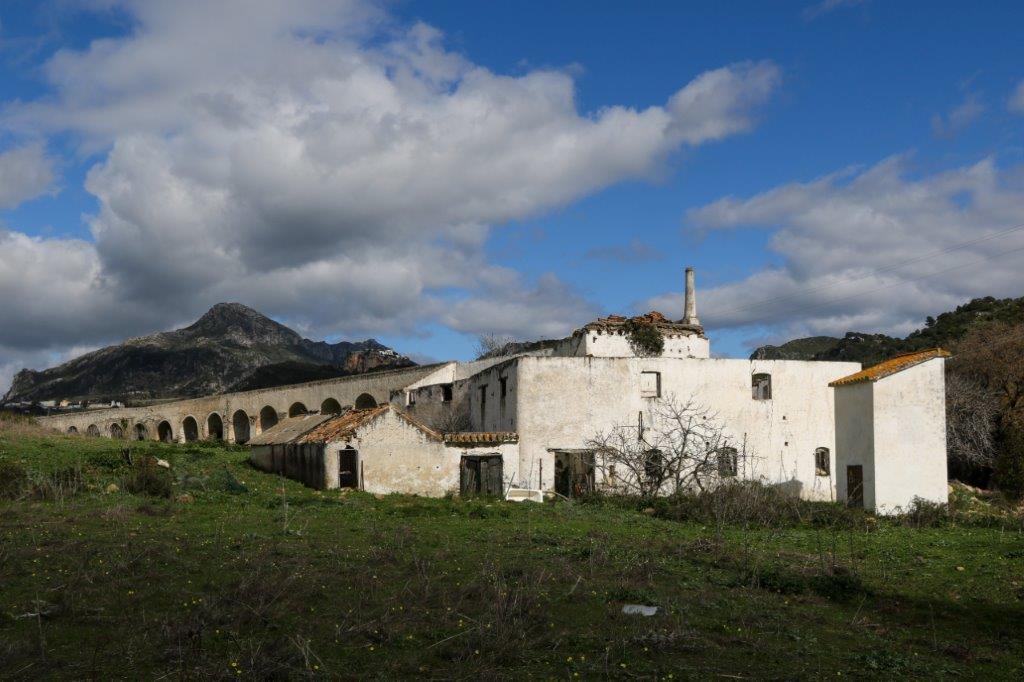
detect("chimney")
[683,267,699,326]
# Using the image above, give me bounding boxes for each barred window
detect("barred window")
[815,447,830,476]
[717,447,738,477]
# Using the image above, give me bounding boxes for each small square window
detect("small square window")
[717,447,738,477]
[815,447,830,476]
[752,373,772,400]
[640,371,661,398]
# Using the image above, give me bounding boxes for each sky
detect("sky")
[0,0,1022,392]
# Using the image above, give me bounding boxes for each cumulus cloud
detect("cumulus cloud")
[0,144,55,208]
[1009,79,1024,113]
[0,0,780,386]
[932,92,985,137]
[645,155,1024,344]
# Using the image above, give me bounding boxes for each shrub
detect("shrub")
[210,467,248,494]
[122,458,172,498]
[994,422,1024,499]
[623,318,664,357]
[0,460,28,499]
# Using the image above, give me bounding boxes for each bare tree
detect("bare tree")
[945,370,998,470]
[474,333,516,360]
[586,395,748,497]
[430,409,472,434]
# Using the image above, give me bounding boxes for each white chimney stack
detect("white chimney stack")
[683,267,699,326]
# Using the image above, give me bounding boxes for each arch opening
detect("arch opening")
[232,410,250,444]
[86,424,100,437]
[207,413,224,441]
[320,398,343,415]
[134,423,148,441]
[182,416,199,443]
[259,406,279,432]
[158,420,174,443]
[109,423,125,440]
[66,426,78,435]
[354,393,377,410]
[288,402,308,417]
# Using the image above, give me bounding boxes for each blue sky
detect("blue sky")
[0,0,1022,388]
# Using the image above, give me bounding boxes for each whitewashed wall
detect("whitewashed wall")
[491,356,859,499]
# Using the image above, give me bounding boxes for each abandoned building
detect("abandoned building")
[39,268,949,513]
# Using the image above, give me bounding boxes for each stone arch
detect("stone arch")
[354,393,377,410]
[259,406,279,432]
[134,423,148,441]
[207,413,224,440]
[157,420,174,443]
[86,424,101,437]
[320,397,343,415]
[288,402,308,417]
[232,409,250,444]
[182,416,199,443]
[109,423,125,440]
[67,426,78,435]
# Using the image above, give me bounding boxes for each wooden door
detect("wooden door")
[339,449,359,489]
[846,465,864,508]
[460,456,503,497]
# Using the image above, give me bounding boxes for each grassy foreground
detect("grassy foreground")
[1,422,1023,679]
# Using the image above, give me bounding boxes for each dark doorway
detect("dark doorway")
[354,393,377,410]
[288,402,308,417]
[460,455,504,497]
[846,465,864,508]
[182,416,199,442]
[554,450,596,498]
[110,423,125,440]
[321,398,343,415]
[157,421,174,443]
[207,413,224,440]
[339,447,359,489]
[232,410,250,444]
[134,423,148,441]
[259,406,278,432]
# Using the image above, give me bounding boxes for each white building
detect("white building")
[246,267,949,513]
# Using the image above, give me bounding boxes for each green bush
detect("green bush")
[623,318,664,357]
[994,422,1024,499]
[210,467,248,494]
[122,458,172,498]
[0,460,28,499]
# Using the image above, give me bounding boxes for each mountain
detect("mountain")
[750,295,1024,364]
[2,303,414,404]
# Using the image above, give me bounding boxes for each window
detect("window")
[407,391,416,406]
[717,447,738,477]
[479,385,487,424]
[441,384,453,402]
[500,377,508,399]
[815,447,830,476]
[640,371,661,398]
[751,373,772,400]
[644,449,664,482]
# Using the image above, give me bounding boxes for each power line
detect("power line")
[709,221,1024,320]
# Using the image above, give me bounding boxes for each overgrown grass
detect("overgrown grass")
[1,423,1023,678]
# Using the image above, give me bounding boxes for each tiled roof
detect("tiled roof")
[298,405,391,443]
[443,432,519,445]
[829,348,950,387]
[248,413,335,445]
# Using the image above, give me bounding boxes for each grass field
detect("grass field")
[2,419,1023,679]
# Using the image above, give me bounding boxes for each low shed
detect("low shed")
[250,404,519,497]
[831,348,949,514]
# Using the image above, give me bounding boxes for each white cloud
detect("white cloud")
[1009,79,1024,114]
[0,0,780,388]
[0,144,55,208]
[646,155,1024,345]
[931,92,985,137]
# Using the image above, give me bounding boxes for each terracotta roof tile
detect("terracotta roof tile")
[829,348,950,387]
[297,405,391,443]
[575,311,702,336]
[443,432,519,445]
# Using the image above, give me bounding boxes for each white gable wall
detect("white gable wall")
[871,358,948,513]
[833,381,876,509]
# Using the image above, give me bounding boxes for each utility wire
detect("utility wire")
[709,221,1024,320]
